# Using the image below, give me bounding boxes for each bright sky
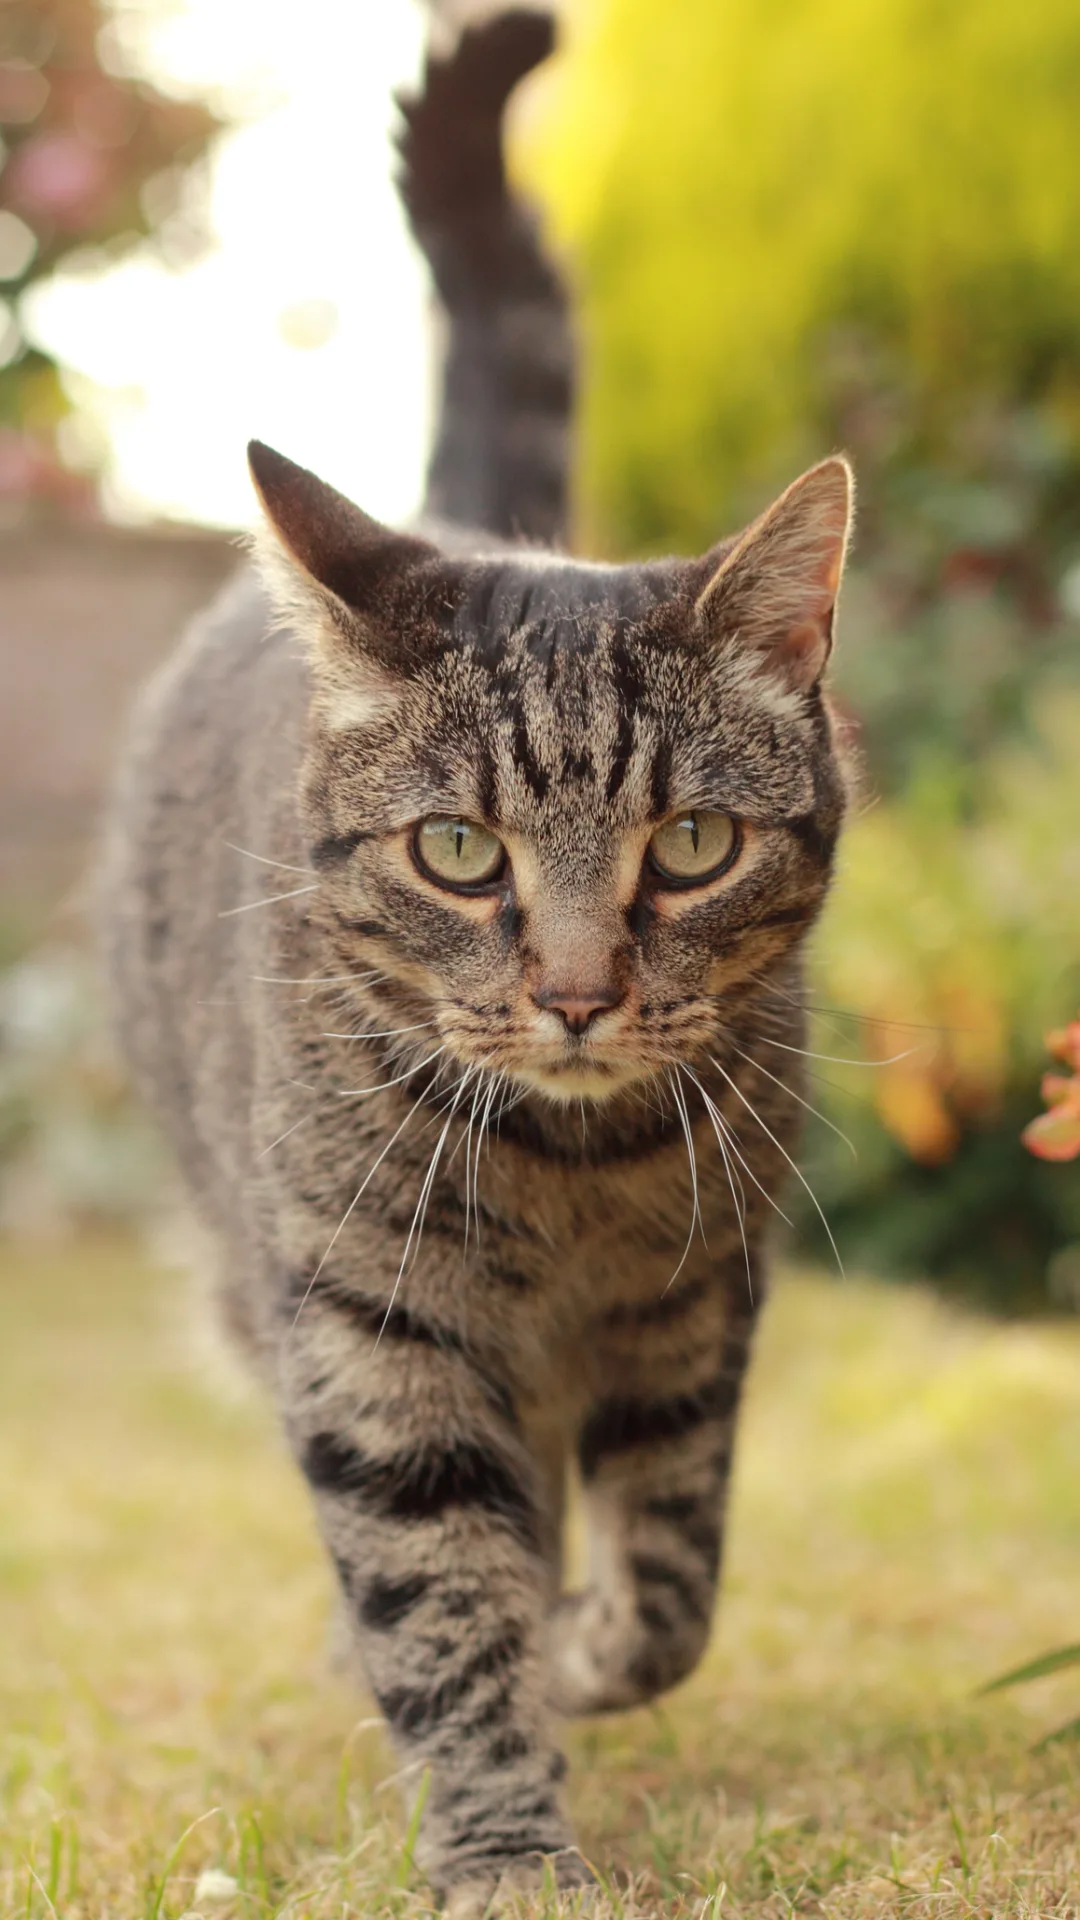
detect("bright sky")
[24,0,433,530]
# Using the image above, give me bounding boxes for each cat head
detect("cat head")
[250,441,854,1104]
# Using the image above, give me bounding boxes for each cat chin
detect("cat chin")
[511,1063,643,1105]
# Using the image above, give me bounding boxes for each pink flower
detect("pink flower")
[5,133,113,232]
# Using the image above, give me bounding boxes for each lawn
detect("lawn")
[2,1235,1080,1918]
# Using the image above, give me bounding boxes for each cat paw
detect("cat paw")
[548,1589,705,1717]
[546,1594,644,1717]
[442,1848,596,1917]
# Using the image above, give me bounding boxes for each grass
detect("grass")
[2,1237,1080,1917]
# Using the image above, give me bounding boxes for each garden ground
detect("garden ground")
[2,1237,1080,1918]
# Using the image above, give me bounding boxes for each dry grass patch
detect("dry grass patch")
[2,1237,1079,1917]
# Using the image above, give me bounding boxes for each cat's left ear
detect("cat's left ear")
[693,457,854,693]
[247,439,453,674]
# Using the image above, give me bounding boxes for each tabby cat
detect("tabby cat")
[101,12,854,1914]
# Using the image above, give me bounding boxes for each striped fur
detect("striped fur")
[100,13,856,1915]
[397,11,574,543]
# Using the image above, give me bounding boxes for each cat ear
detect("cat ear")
[694,457,854,693]
[248,440,452,691]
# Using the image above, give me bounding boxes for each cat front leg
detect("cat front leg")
[277,1268,592,1913]
[549,1284,759,1716]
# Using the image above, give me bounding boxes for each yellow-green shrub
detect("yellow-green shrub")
[522,0,1080,553]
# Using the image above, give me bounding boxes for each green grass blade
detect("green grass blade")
[46,1823,62,1905]
[395,1769,430,1890]
[145,1810,222,1920]
[1032,1714,1080,1753]
[978,1642,1080,1694]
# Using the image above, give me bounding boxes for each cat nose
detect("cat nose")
[532,985,625,1036]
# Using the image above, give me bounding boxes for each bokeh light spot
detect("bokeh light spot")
[0,210,38,282]
[276,296,339,352]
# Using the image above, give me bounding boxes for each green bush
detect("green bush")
[525,0,1080,555]
[799,689,1080,1308]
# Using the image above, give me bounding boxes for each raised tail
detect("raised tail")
[396,10,574,547]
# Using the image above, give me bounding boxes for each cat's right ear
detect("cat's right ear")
[248,441,452,721]
[692,457,854,695]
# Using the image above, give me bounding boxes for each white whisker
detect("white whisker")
[219,883,318,918]
[224,841,314,876]
[635,1072,670,1124]
[252,971,384,987]
[459,1074,487,1255]
[682,1065,791,1230]
[473,1073,501,1239]
[291,1073,437,1327]
[730,1043,857,1159]
[709,1054,844,1277]
[755,1035,921,1069]
[483,1073,505,1161]
[337,1044,447,1099]
[376,1070,476,1347]
[664,1068,703,1292]
[759,979,961,1037]
[680,1066,754,1304]
[494,1071,521,1138]
[322,1021,434,1041]
[257,1112,312,1159]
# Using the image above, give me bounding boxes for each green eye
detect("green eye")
[648,810,739,886]
[414,816,506,890]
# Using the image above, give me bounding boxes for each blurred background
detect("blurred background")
[4,8,1080,1910]
[2,0,1079,1311]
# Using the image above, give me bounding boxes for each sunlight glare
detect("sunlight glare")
[22,0,431,529]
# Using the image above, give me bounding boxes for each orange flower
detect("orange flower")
[1023,1018,1080,1162]
[1045,1023,1080,1071]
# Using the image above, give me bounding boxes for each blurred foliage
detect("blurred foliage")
[525,0,1080,557]
[526,0,1080,1308]
[0,0,220,514]
[797,687,1080,1313]
[796,432,1080,1308]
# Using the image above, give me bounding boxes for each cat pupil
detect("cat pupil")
[688,814,700,854]
[454,823,466,860]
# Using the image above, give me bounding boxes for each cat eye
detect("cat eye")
[647,809,740,887]
[414,815,506,891]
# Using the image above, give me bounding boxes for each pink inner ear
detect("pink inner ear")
[783,616,832,682]
[814,549,845,598]
[798,564,842,626]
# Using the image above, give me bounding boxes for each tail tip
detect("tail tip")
[396,7,557,221]
[420,6,556,85]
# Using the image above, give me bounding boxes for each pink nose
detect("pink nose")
[532,986,624,1037]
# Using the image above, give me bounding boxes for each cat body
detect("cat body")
[101,14,853,1913]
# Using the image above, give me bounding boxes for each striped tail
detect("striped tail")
[396,10,574,547]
